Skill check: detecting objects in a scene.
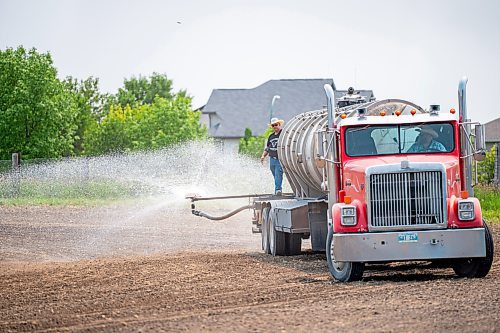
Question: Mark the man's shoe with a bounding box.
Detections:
[276,190,282,196]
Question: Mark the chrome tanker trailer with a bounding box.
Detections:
[188,78,493,282]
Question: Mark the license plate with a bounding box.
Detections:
[398,232,418,243]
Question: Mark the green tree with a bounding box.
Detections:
[64,76,108,155]
[115,73,175,107]
[0,46,78,159]
[84,95,206,155]
[239,127,273,158]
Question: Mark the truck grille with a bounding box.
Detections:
[368,171,446,229]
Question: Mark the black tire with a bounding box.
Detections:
[269,208,286,256]
[453,221,494,278]
[261,207,270,254]
[285,233,302,256]
[326,227,364,282]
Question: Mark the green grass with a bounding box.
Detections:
[0,179,143,206]
[0,196,132,206]
[475,185,500,223]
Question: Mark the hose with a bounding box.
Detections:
[192,204,255,221]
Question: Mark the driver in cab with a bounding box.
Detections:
[407,126,446,153]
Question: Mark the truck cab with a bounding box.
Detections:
[336,113,464,234]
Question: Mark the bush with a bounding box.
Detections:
[239,127,273,158]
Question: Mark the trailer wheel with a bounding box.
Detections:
[286,233,302,256]
[261,207,271,254]
[326,228,364,282]
[453,220,494,278]
[268,208,286,256]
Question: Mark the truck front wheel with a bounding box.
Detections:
[452,221,494,278]
[326,228,364,282]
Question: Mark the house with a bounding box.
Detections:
[201,79,374,153]
[484,117,500,151]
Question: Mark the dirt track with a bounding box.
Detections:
[1,205,499,332]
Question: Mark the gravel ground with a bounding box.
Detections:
[0,205,498,332]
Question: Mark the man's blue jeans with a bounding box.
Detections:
[269,157,283,194]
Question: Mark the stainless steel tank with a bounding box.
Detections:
[278,110,327,198]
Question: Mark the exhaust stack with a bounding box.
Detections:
[458,77,473,195]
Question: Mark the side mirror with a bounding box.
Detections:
[473,125,486,161]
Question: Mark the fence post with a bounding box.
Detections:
[12,153,20,169]
[11,153,21,197]
[495,144,499,187]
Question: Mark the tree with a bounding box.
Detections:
[64,76,108,155]
[239,127,273,158]
[476,146,496,184]
[84,95,206,155]
[0,46,78,159]
[115,73,175,107]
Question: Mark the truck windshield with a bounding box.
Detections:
[344,123,455,157]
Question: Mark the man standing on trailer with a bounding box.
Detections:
[261,117,284,195]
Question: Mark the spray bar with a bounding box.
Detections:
[185,193,276,202]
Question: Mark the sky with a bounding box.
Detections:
[1,0,499,124]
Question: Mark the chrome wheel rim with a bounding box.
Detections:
[330,236,345,271]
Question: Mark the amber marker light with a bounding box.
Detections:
[461,191,469,199]
[341,113,347,119]
[344,196,352,204]
[380,110,386,116]
[450,108,456,114]
[395,110,401,116]
[410,109,417,116]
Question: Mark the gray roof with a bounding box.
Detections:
[204,79,374,138]
[484,117,500,143]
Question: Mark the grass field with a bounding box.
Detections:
[0,180,141,206]
[475,185,500,223]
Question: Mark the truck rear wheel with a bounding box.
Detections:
[261,207,271,254]
[326,228,364,282]
[452,221,494,278]
[269,208,286,256]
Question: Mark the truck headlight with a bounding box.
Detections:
[341,206,357,226]
[458,200,475,221]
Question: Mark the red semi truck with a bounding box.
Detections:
[189,77,493,282]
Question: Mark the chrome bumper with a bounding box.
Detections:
[333,228,486,262]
